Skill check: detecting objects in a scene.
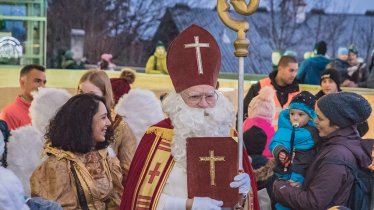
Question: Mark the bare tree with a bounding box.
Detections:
[268,0,305,52]
[355,17,374,63]
[47,0,168,68]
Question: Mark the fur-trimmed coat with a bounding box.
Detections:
[254,158,276,209]
[31,145,123,210]
[254,158,276,184]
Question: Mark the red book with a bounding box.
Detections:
[186,137,239,208]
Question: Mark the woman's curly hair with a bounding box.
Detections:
[45,94,114,153]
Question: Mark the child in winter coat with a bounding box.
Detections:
[243,86,276,159]
[269,91,318,210]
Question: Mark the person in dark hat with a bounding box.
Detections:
[274,92,372,209]
[269,91,318,210]
[315,68,341,100]
[244,128,267,169]
[244,126,276,208]
[145,41,168,74]
[315,69,369,137]
[296,40,330,85]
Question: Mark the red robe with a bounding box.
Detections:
[120,118,259,210]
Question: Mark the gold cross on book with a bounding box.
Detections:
[199,150,225,186]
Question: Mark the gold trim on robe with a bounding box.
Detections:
[131,126,175,209]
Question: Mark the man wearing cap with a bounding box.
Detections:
[243,55,300,127]
[315,68,341,99]
[273,92,372,209]
[120,25,259,210]
[296,41,330,85]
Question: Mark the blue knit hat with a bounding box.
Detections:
[337,47,348,56]
[288,91,317,120]
[317,92,372,128]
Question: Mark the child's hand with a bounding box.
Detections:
[278,151,289,164]
[279,150,291,168]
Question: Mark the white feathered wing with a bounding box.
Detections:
[115,89,165,146]
[7,88,71,196]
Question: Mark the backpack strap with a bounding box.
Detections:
[323,157,371,192]
[70,161,89,210]
[322,158,358,176]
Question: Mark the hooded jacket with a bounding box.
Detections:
[296,55,330,85]
[273,126,372,210]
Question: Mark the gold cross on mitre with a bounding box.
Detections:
[184,36,210,75]
[199,150,225,186]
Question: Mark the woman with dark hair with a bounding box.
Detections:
[273,92,372,209]
[78,70,136,184]
[30,94,123,210]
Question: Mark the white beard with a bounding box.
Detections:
[162,91,235,169]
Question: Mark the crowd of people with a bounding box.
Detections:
[0,24,373,210]
[296,41,374,88]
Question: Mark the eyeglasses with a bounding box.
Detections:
[182,90,218,105]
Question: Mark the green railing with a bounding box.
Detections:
[0,0,46,66]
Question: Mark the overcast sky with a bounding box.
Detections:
[299,0,374,14]
[337,0,374,13]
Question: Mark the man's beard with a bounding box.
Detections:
[162,91,235,168]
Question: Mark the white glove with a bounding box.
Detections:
[230,173,251,194]
[191,197,223,210]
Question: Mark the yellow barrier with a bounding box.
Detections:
[1,68,374,138]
